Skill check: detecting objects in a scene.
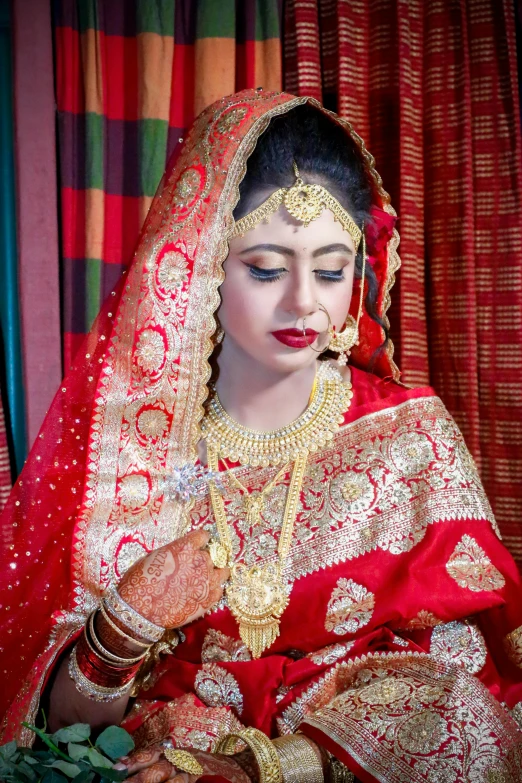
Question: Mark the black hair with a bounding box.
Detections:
[233,103,388,347]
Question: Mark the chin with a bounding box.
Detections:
[260,350,317,375]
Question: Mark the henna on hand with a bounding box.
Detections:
[118,529,229,630]
[120,744,251,783]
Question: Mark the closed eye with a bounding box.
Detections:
[316,269,345,282]
[246,264,287,282]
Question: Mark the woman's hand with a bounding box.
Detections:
[117,529,229,630]
[115,745,252,783]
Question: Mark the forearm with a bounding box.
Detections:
[47,651,130,732]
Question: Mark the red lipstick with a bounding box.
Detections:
[271,328,319,349]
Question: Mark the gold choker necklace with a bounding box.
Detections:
[202,362,353,467]
[203,362,353,658]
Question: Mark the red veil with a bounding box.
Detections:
[1,90,521,781]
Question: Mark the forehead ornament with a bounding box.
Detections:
[231,161,363,251]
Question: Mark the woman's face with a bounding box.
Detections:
[219,204,357,375]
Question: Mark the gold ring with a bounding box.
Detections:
[207,539,229,569]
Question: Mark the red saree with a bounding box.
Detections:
[1,89,521,782]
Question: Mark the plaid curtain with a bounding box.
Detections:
[54,0,282,371]
[285,0,522,566]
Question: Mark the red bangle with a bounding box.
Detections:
[75,635,141,687]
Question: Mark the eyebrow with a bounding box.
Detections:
[312,243,354,258]
[238,242,353,258]
[238,243,295,257]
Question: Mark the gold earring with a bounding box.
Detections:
[328,228,366,367]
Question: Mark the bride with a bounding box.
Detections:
[1,90,522,783]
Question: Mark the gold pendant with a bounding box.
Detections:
[226,562,290,658]
[244,492,265,525]
[208,540,229,569]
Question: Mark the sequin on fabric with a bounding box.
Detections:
[429,620,487,674]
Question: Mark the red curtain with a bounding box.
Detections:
[285,0,522,566]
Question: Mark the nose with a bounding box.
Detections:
[281,269,318,320]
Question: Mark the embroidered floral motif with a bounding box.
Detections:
[134,329,166,374]
[201,629,251,663]
[157,252,189,293]
[300,652,522,783]
[503,625,522,668]
[429,620,487,674]
[136,408,169,439]
[446,535,505,592]
[117,474,150,510]
[194,663,244,716]
[172,168,201,207]
[325,578,375,635]
[216,106,248,133]
[309,641,355,666]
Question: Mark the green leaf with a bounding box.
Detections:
[67,745,90,763]
[95,728,134,762]
[71,772,94,783]
[22,725,73,764]
[42,771,69,783]
[49,761,82,778]
[91,768,127,782]
[0,741,19,761]
[86,749,112,769]
[51,726,91,745]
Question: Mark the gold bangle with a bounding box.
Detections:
[103,586,164,643]
[99,603,152,648]
[215,727,282,783]
[68,646,134,703]
[87,612,148,665]
[272,736,324,783]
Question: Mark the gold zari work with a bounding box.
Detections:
[445,535,505,592]
[429,620,487,675]
[504,625,522,668]
[300,652,522,782]
[231,162,362,253]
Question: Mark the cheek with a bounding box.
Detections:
[219,270,271,337]
[321,276,355,329]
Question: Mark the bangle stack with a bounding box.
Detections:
[272,735,324,783]
[68,609,151,702]
[215,727,282,783]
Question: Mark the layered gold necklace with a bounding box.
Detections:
[202,362,353,658]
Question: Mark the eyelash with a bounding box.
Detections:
[246,265,345,284]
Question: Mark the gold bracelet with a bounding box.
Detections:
[99,603,152,648]
[272,736,324,783]
[87,612,148,665]
[103,586,164,643]
[68,646,134,703]
[215,727,282,783]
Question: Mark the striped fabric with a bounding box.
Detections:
[285,0,522,566]
[54,0,282,371]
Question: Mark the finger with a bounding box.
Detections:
[206,566,229,607]
[117,747,163,774]
[183,528,211,550]
[128,759,175,783]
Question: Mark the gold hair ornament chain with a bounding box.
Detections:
[231,162,362,253]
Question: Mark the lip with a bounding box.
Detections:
[271,328,319,349]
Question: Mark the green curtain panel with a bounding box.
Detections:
[0,0,26,477]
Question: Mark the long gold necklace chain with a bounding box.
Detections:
[203,363,353,658]
[207,446,308,658]
[225,461,289,526]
